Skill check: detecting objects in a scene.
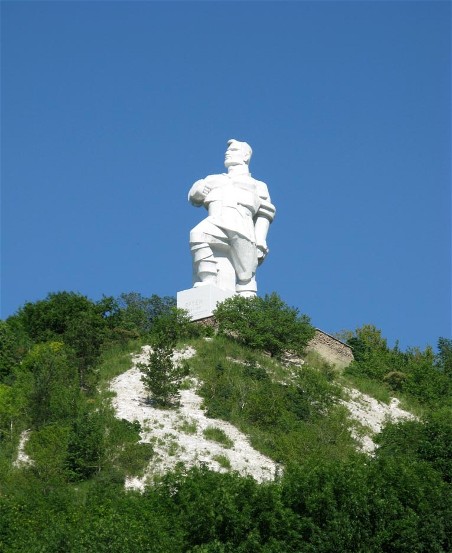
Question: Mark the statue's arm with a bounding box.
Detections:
[188,175,223,207]
[188,179,209,207]
[254,182,276,263]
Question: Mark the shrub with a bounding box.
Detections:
[139,343,185,408]
[213,293,315,358]
[139,308,191,407]
[203,427,234,448]
[213,454,231,469]
[15,342,80,428]
[114,292,176,335]
[383,370,407,391]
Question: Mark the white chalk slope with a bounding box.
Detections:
[109,345,415,490]
[110,346,278,491]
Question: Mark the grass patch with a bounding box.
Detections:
[203,427,234,448]
[178,419,198,435]
[304,350,338,381]
[179,377,196,390]
[187,335,357,466]
[213,454,231,469]
[167,440,179,457]
[340,374,392,404]
[97,339,144,383]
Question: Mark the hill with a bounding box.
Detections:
[0,291,450,552]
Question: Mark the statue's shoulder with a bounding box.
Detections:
[251,177,270,198]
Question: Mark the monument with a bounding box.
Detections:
[177,139,276,320]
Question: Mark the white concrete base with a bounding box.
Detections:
[177,285,236,321]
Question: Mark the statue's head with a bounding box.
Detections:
[224,139,252,168]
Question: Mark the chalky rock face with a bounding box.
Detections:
[178,139,275,320]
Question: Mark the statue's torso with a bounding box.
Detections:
[204,173,261,217]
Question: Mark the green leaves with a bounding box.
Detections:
[214,293,315,359]
[15,342,80,429]
[376,407,452,483]
[138,308,192,407]
[139,343,184,408]
[346,325,451,407]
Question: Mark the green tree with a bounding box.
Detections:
[9,291,110,387]
[140,343,181,407]
[11,291,99,341]
[14,342,80,428]
[437,337,452,378]
[115,292,176,335]
[376,407,452,483]
[0,321,20,383]
[26,423,71,490]
[213,293,315,358]
[346,324,389,362]
[346,326,450,406]
[64,309,106,389]
[65,407,106,481]
[138,308,191,407]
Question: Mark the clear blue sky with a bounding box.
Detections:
[1,1,450,350]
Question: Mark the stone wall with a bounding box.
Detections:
[306,329,354,368]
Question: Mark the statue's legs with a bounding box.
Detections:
[236,276,257,297]
[190,242,217,287]
[190,224,259,296]
[228,232,258,297]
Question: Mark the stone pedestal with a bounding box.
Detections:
[177,285,235,321]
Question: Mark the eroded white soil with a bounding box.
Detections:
[110,346,278,490]
[341,387,417,453]
[109,346,418,489]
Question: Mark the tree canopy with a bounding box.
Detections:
[213,293,315,358]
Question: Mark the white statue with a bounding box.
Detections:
[188,139,276,297]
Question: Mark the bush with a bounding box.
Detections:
[9,292,111,388]
[345,325,451,407]
[376,407,452,483]
[138,308,192,407]
[114,292,176,336]
[0,320,30,384]
[203,427,234,448]
[213,293,315,358]
[383,370,407,391]
[15,342,80,428]
[139,342,185,408]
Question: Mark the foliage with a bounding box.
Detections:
[65,407,106,481]
[345,325,451,407]
[10,291,105,343]
[26,424,71,489]
[203,427,234,448]
[282,456,451,553]
[138,308,192,407]
[214,292,315,358]
[189,336,351,466]
[63,310,107,388]
[0,320,30,383]
[376,407,452,483]
[114,292,176,335]
[139,342,183,407]
[14,342,80,429]
[0,384,19,442]
[8,291,112,388]
[2,289,451,553]
[437,337,452,378]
